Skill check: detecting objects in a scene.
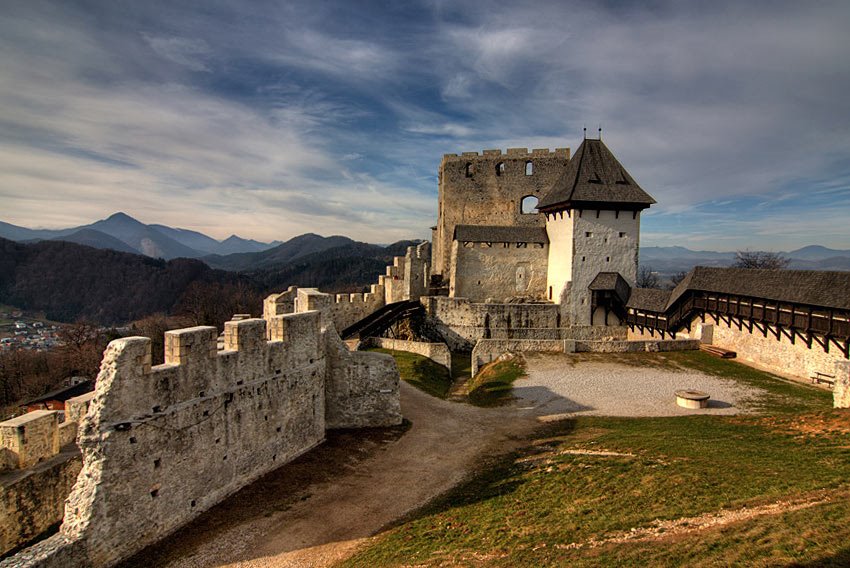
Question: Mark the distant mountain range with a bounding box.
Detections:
[0,229,420,325]
[640,245,850,274]
[0,213,282,259]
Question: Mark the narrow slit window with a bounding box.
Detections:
[496,162,505,176]
[525,161,533,175]
[465,163,473,178]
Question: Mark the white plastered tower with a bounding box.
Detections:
[538,138,655,325]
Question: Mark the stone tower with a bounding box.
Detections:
[537,138,655,325]
[431,147,570,282]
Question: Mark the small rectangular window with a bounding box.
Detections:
[619,232,626,238]
[585,231,592,238]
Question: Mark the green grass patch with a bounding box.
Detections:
[367,348,452,399]
[450,351,472,381]
[343,353,850,567]
[466,357,526,407]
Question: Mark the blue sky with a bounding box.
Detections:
[2,0,850,250]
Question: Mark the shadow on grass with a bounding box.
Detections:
[379,418,578,532]
[795,546,850,567]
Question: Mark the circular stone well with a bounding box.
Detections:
[675,389,710,409]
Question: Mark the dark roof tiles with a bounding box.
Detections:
[453,225,549,244]
[538,139,656,211]
[626,288,671,312]
[665,266,850,311]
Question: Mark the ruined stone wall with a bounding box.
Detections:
[264,242,431,334]
[424,296,626,351]
[49,315,327,567]
[324,330,401,429]
[0,448,81,557]
[2,306,402,568]
[423,296,562,350]
[449,240,548,302]
[433,148,569,278]
[362,337,452,372]
[470,337,697,375]
[0,394,93,557]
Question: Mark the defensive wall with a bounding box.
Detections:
[2,306,401,568]
[0,394,93,557]
[361,337,452,372]
[263,242,431,333]
[629,320,850,408]
[432,148,569,279]
[423,296,626,351]
[471,337,699,376]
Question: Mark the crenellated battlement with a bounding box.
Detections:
[0,394,94,474]
[443,147,570,160]
[6,297,402,567]
[261,241,431,333]
[90,312,323,425]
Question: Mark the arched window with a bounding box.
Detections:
[496,162,505,176]
[465,163,473,178]
[521,195,539,214]
[525,161,533,175]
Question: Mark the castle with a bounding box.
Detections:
[2,136,849,568]
[431,138,654,325]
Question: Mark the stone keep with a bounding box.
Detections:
[430,138,655,326]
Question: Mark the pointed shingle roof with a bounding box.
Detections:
[537,138,656,211]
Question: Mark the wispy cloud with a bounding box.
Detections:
[1,0,849,249]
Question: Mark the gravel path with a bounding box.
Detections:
[124,352,767,568]
[127,381,537,568]
[515,353,767,418]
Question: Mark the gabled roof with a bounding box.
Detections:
[538,138,656,211]
[453,225,548,244]
[626,288,671,312]
[665,266,850,311]
[589,272,631,305]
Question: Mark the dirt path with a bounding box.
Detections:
[136,382,537,568]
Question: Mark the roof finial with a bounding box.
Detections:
[598,125,602,140]
[583,126,587,140]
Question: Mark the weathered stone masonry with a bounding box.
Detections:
[0,395,93,557]
[2,308,400,568]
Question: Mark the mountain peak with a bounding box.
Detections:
[106,212,136,221]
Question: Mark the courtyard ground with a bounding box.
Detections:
[121,351,849,567]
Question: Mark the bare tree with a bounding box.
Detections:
[637,266,661,289]
[668,270,689,289]
[733,250,790,270]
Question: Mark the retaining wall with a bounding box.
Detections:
[362,338,452,372]
[471,337,699,375]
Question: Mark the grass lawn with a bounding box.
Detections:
[342,352,850,567]
[367,347,453,399]
[466,357,527,407]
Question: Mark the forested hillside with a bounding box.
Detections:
[0,238,257,324]
[0,236,420,326]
